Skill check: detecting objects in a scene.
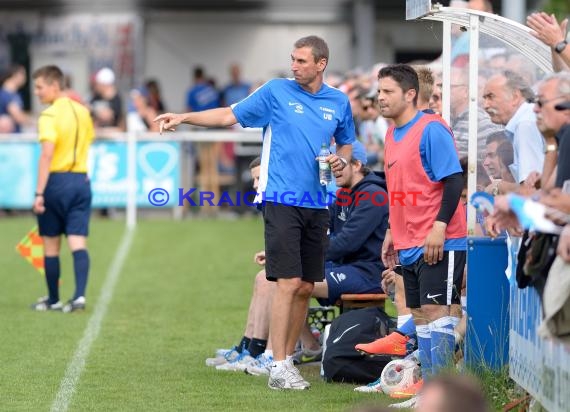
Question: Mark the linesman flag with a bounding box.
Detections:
[15,226,45,276]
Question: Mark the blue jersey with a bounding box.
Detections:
[186,84,220,111]
[0,89,24,132]
[232,78,355,208]
[223,83,251,106]
[392,112,466,265]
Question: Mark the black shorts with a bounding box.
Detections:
[38,173,92,237]
[263,202,329,282]
[402,250,466,308]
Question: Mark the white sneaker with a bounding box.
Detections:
[31,297,63,311]
[245,353,273,376]
[389,396,419,409]
[286,360,310,387]
[268,362,310,390]
[215,348,232,357]
[354,377,383,393]
[216,354,255,372]
[62,296,86,313]
[205,347,240,367]
[292,346,323,364]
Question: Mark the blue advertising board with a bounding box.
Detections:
[0,141,180,208]
[0,143,39,208]
[465,236,510,370]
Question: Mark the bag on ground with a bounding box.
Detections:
[322,307,393,384]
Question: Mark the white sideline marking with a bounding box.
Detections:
[51,229,134,412]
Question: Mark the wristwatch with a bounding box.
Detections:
[554,40,568,54]
[544,143,558,154]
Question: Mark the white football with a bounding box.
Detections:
[379,359,421,394]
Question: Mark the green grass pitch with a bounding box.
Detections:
[0,216,394,411]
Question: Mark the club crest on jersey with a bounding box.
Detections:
[288,102,304,114]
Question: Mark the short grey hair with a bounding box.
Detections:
[502,70,534,100]
[294,35,329,65]
[539,72,570,99]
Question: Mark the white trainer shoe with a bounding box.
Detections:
[268,361,310,390]
[389,396,419,409]
[215,348,232,357]
[31,296,63,311]
[205,347,240,367]
[216,354,255,372]
[354,377,383,393]
[245,353,274,376]
[62,296,86,313]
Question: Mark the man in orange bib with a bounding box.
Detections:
[377,64,467,399]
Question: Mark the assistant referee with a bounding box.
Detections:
[31,65,95,313]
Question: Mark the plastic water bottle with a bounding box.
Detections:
[318,143,332,186]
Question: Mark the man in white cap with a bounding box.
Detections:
[90,67,124,131]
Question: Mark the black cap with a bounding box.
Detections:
[555,100,570,111]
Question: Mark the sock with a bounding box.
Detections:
[398,315,416,337]
[416,324,432,380]
[450,316,460,328]
[272,360,287,371]
[72,250,90,300]
[237,336,251,354]
[396,316,417,351]
[264,349,273,358]
[429,316,456,375]
[454,331,463,345]
[44,256,60,304]
[397,314,413,329]
[248,338,267,358]
[450,316,461,346]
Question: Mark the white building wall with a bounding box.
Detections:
[0,10,443,114]
[143,13,352,112]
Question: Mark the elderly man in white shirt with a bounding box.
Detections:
[483,70,545,195]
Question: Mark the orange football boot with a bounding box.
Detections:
[355,332,409,356]
[390,379,424,399]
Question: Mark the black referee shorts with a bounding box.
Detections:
[263,202,329,282]
[38,172,92,237]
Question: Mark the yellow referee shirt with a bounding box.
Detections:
[38,97,95,173]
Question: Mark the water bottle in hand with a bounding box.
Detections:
[318,143,332,186]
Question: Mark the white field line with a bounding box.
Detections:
[51,228,134,412]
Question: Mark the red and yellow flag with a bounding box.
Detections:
[15,226,45,276]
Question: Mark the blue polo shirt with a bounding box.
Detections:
[232,78,355,208]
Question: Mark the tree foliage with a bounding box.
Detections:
[543,0,570,19]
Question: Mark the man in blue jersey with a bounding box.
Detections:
[155,35,354,390]
[377,64,467,404]
[186,66,220,112]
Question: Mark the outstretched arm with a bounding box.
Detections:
[154,107,238,132]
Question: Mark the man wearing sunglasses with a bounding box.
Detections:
[534,73,570,191]
[486,73,570,238]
